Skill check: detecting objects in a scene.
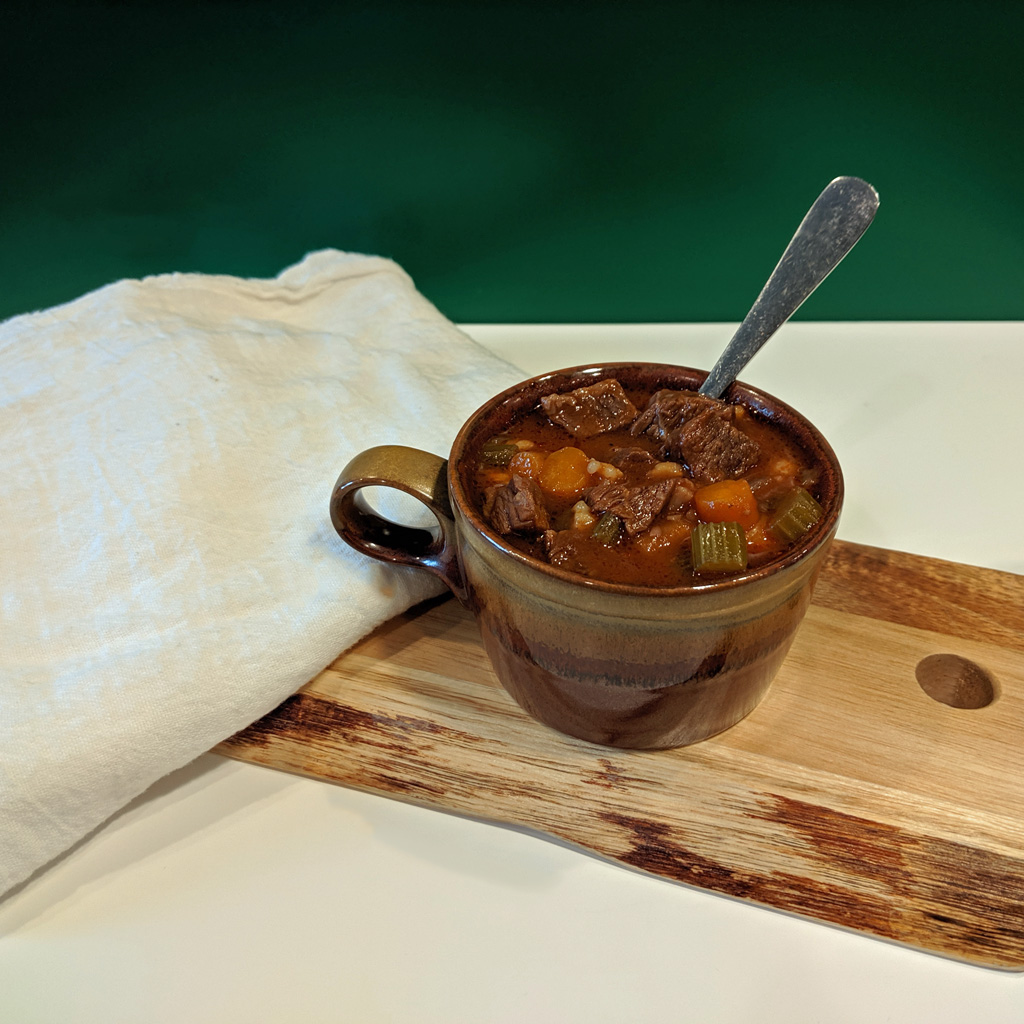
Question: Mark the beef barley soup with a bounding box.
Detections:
[469,378,825,587]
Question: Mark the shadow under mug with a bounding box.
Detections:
[330,363,842,749]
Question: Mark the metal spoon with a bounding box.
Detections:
[698,176,880,399]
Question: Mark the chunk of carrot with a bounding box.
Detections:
[744,514,778,554]
[538,447,592,499]
[693,478,760,530]
[508,449,546,480]
[633,517,692,556]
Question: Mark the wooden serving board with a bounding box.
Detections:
[215,541,1024,969]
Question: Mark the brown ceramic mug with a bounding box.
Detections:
[330,363,842,749]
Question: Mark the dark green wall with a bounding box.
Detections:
[3,1,1022,323]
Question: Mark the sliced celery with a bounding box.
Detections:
[480,438,518,467]
[591,512,622,545]
[691,521,748,575]
[769,487,823,542]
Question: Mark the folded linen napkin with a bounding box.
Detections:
[0,250,524,897]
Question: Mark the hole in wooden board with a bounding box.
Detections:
[915,654,997,709]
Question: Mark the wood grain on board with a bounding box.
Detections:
[215,540,1024,969]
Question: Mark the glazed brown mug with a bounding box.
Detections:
[330,363,842,749]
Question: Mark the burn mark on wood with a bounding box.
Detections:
[600,810,885,925]
[227,694,374,748]
[222,691,477,757]
[220,694,452,799]
[600,812,763,900]
[364,772,448,798]
[816,542,1024,654]
[602,797,1024,965]
[755,795,908,883]
[583,758,648,792]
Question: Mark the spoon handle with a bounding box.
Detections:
[698,176,880,399]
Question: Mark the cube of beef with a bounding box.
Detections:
[540,379,638,438]
[484,473,550,535]
[585,478,676,535]
[631,388,761,483]
[630,389,725,451]
[608,446,657,470]
[543,529,590,574]
[678,409,760,483]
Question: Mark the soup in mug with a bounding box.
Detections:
[468,378,824,588]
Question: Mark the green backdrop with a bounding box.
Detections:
[3,0,1022,324]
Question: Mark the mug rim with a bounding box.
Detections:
[449,361,843,597]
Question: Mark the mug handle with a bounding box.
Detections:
[329,445,466,603]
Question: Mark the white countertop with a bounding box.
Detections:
[2,322,1023,1023]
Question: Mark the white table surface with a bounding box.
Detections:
[2,322,1023,1023]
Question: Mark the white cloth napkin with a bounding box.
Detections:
[0,250,524,897]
